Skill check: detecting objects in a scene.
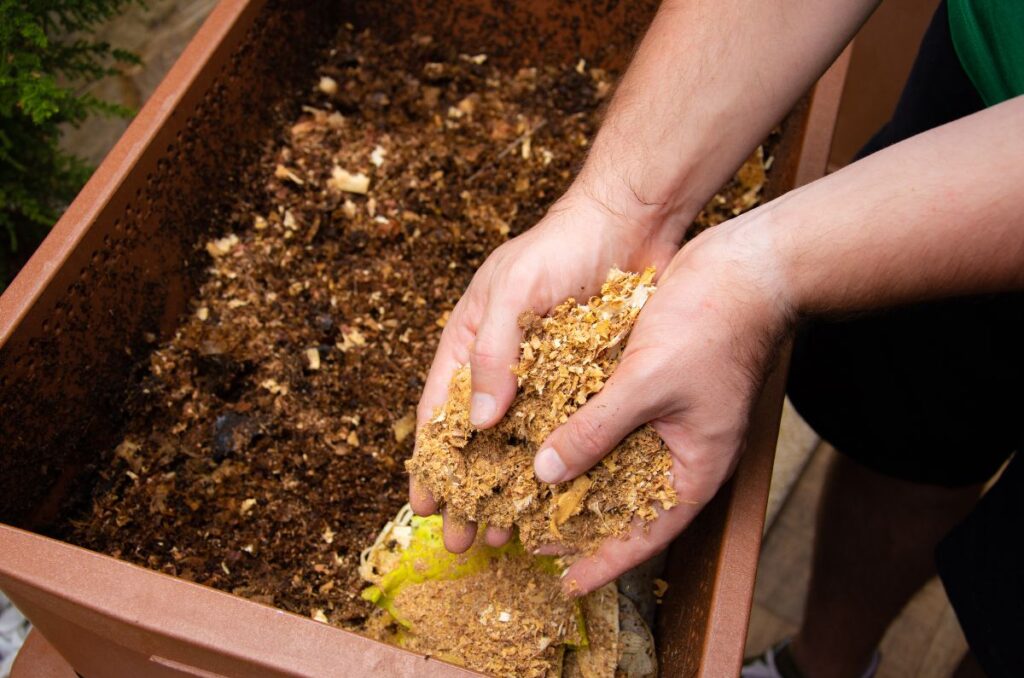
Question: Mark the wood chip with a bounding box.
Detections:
[305,347,321,370]
[392,412,416,443]
[318,76,338,95]
[240,498,257,515]
[206,234,239,257]
[328,166,370,194]
[274,164,305,185]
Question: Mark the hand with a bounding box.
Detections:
[536,211,795,594]
[410,181,681,552]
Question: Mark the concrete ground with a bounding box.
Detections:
[60,0,219,166]
[750,442,969,677]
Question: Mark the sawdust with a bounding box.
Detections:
[408,268,677,553]
[388,556,574,677]
[359,505,653,678]
[359,508,579,677]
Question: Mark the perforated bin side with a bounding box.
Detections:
[0,0,344,530]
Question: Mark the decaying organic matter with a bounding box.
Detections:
[55,23,768,637]
[360,507,579,677]
[359,505,656,678]
[57,26,616,627]
[409,268,677,554]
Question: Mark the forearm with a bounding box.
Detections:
[753,97,1024,316]
[575,0,877,241]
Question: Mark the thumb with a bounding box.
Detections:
[533,355,661,484]
[468,292,525,428]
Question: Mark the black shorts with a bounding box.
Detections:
[936,452,1022,678]
[786,4,1024,675]
[786,1,1024,488]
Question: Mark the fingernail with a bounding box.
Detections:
[535,447,567,484]
[470,392,496,426]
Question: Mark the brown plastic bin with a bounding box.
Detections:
[0,1,848,675]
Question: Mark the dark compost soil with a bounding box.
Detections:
[54,26,769,628]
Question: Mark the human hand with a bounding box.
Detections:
[533,211,795,594]
[409,181,681,551]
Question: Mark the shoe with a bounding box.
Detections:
[742,638,880,678]
[0,593,30,678]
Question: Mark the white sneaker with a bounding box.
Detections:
[0,592,30,678]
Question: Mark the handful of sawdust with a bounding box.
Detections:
[408,268,677,554]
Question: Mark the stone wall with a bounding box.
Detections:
[61,0,218,166]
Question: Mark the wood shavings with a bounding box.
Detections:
[389,558,572,677]
[329,166,371,194]
[304,347,321,370]
[369,145,386,167]
[336,327,366,351]
[359,509,581,678]
[409,268,678,554]
[259,379,288,395]
[318,76,338,95]
[392,412,416,443]
[652,578,668,600]
[274,164,305,185]
[690,143,771,236]
[362,507,656,678]
[551,475,593,538]
[341,199,357,218]
[206,234,239,258]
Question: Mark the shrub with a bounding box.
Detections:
[0,0,141,289]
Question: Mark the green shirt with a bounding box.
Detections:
[948,0,1024,106]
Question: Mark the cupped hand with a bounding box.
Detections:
[409,182,680,551]
[534,211,796,594]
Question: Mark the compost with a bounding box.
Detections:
[56,25,769,634]
[410,268,677,555]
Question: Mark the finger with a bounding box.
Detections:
[409,476,437,516]
[561,499,704,596]
[483,525,513,548]
[442,508,477,553]
[561,417,742,595]
[468,286,527,429]
[533,354,660,484]
[417,296,479,425]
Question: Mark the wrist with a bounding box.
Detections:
[681,205,800,337]
[567,147,700,245]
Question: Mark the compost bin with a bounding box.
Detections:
[0,0,849,675]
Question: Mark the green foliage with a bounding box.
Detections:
[0,0,142,287]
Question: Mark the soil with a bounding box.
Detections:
[56,25,770,630]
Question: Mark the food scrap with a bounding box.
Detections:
[360,505,656,678]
